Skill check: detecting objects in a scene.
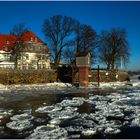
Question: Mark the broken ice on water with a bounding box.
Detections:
[0,109,13,119]
[27,125,68,139]
[0,81,140,139]
[6,112,34,131]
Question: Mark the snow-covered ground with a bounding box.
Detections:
[0,80,140,93]
[1,82,73,92]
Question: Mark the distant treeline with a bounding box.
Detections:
[128,70,140,76]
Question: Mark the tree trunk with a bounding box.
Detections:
[54,54,59,68]
[107,64,110,70]
[15,55,18,69]
[111,62,115,70]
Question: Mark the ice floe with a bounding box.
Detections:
[10,112,33,121]
[27,125,68,139]
[35,105,62,114]
[6,112,34,131]
[81,129,97,136]
[104,127,121,135]
[59,98,84,107]
[6,120,33,131]
[0,109,13,118]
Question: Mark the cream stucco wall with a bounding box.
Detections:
[0,51,11,62]
[17,52,51,69]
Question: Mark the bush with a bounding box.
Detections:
[0,69,57,85]
[89,70,129,82]
[117,71,130,82]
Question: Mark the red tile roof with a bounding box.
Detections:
[21,31,44,44]
[0,34,17,51]
[0,31,46,51]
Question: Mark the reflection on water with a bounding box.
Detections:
[78,102,92,113]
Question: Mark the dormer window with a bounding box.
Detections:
[35,37,38,43]
[6,40,10,44]
[31,46,34,50]
[26,54,29,60]
[30,37,33,42]
[38,46,41,50]
[3,46,8,51]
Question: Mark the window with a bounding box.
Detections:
[26,54,29,60]
[6,40,10,44]
[38,46,41,50]
[28,64,32,69]
[4,53,10,61]
[37,55,41,60]
[38,64,41,69]
[3,46,8,51]
[42,64,46,69]
[31,46,34,50]
[42,55,46,60]
[22,64,27,70]
[30,37,33,42]
[35,37,38,42]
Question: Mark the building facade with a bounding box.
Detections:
[0,32,51,69]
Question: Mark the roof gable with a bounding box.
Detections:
[0,34,17,51]
[21,31,44,44]
[0,31,48,52]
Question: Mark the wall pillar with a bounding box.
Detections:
[78,66,89,87]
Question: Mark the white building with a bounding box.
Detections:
[0,32,51,69]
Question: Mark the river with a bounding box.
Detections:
[0,82,140,139]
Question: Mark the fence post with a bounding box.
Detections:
[97,65,100,87]
[72,63,74,84]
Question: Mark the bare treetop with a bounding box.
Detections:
[10,23,30,37]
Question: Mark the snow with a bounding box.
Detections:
[10,113,33,121]
[35,105,62,114]
[0,109,13,120]
[6,120,33,131]
[27,125,68,139]
[0,82,74,93]
[81,129,97,136]
[104,127,121,135]
[7,82,73,91]
[6,112,34,131]
[0,80,139,93]
[59,97,84,107]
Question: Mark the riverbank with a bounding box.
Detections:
[0,80,140,94]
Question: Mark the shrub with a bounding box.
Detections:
[0,69,57,85]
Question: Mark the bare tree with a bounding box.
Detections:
[99,28,130,69]
[10,23,30,37]
[62,46,76,63]
[74,23,98,64]
[10,23,30,69]
[62,22,98,64]
[42,15,76,67]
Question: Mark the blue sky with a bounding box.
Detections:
[0,1,140,70]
